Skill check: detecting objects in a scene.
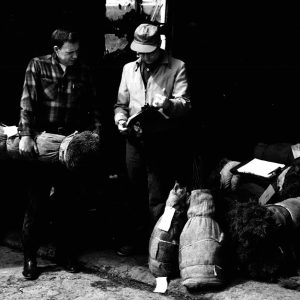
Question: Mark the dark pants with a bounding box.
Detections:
[123,129,192,245]
[0,159,27,240]
[22,161,81,260]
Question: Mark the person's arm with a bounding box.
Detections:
[18,59,39,157]
[152,61,191,118]
[114,65,130,125]
[114,65,130,134]
[18,59,38,137]
[162,61,191,118]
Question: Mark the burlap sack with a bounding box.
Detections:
[179,189,225,289]
[273,197,300,229]
[6,132,65,163]
[148,182,187,278]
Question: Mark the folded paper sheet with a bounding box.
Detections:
[236,158,285,178]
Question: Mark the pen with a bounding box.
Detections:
[268,167,282,176]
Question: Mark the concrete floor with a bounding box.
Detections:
[1,229,300,300]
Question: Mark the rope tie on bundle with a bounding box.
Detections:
[58,131,78,164]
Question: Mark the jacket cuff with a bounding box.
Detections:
[18,127,33,137]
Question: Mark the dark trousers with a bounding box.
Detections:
[22,161,81,260]
[123,131,192,244]
[0,159,27,240]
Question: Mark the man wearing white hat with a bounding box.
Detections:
[114,23,192,256]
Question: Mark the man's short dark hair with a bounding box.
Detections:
[51,28,80,49]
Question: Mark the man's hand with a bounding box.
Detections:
[152,88,170,110]
[19,136,39,158]
[117,120,128,135]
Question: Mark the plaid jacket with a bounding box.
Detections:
[19,53,101,136]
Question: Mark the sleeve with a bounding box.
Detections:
[163,61,192,118]
[114,65,130,125]
[18,59,39,136]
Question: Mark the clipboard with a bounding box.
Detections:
[126,105,167,128]
[230,158,286,181]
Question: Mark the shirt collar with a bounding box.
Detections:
[134,50,169,71]
[51,52,60,65]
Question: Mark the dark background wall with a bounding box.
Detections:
[170,3,300,158]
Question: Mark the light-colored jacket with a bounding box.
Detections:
[114,51,191,124]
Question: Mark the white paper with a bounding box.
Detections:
[157,206,175,232]
[237,158,285,178]
[49,186,55,197]
[291,143,300,159]
[258,184,276,205]
[277,167,291,192]
[158,108,170,119]
[2,126,18,137]
[154,277,168,293]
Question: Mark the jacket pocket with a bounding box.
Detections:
[41,78,58,100]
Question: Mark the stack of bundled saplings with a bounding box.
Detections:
[210,156,300,288]
[149,182,227,291]
[149,144,300,290]
[0,125,101,171]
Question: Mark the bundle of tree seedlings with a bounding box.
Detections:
[0,125,101,171]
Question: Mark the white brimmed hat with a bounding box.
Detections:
[130,23,161,53]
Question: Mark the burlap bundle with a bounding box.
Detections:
[2,130,100,170]
[64,131,101,171]
[278,158,300,201]
[208,158,241,192]
[219,160,241,191]
[179,189,225,289]
[6,132,66,163]
[272,197,300,230]
[148,182,187,278]
[226,196,300,282]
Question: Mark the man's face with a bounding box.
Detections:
[55,41,80,66]
[137,47,160,65]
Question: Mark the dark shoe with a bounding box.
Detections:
[116,244,135,257]
[22,258,39,280]
[63,258,80,273]
[55,256,80,273]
